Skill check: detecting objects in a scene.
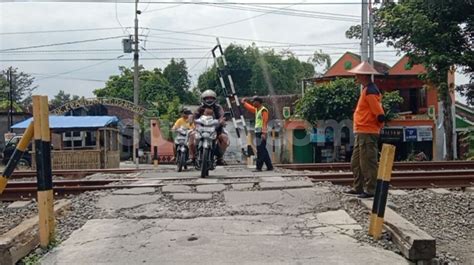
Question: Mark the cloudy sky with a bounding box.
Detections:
[0,0,470,102]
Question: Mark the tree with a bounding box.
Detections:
[382,90,404,121]
[0,67,37,107]
[296,78,404,124]
[309,49,332,75]
[94,65,188,127]
[296,78,360,124]
[345,1,474,159]
[196,44,315,97]
[49,90,80,109]
[94,66,174,107]
[163,58,197,104]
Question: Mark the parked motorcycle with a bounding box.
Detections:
[194,115,220,177]
[175,127,190,172]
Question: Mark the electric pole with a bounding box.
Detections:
[361,0,369,62]
[369,0,374,66]
[133,0,140,167]
[7,67,14,133]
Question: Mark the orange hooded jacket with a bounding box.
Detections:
[353,83,385,134]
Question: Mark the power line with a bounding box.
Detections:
[116,0,132,35]
[1,52,401,62]
[163,2,305,34]
[0,36,126,52]
[202,4,359,22]
[32,74,107,83]
[142,3,183,13]
[117,1,362,5]
[0,27,128,36]
[36,55,125,81]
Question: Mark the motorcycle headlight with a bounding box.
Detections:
[201,132,210,138]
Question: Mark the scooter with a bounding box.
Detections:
[194,115,220,177]
[175,127,189,172]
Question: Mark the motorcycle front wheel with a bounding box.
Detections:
[177,152,186,172]
[200,148,209,178]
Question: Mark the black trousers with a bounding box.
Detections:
[256,132,273,170]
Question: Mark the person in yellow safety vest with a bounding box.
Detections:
[241,96,273,172]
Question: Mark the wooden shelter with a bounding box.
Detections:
[12,116,120,169]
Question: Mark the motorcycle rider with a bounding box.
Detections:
[188,89,229,166]
[171,108,194,161]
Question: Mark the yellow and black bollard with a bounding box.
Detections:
[368,143,396,240]
[33,95,55,248]
[0,122,34,193]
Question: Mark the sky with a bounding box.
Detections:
[0,0,470,103]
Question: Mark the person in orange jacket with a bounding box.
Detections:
[241,96,273,172]
[344,61,385,198]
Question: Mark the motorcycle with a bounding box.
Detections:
[175,127,190,172]
[194,115,220,177]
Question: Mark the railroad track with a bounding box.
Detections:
[1,169,473,201]
[9,168,140,179]
[276,161,474,171]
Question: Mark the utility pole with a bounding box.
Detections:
[368,0,375,66]
[133,0,140,167]
[7,67,13,133]
[361,0,369,62]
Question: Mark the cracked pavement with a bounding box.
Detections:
[41,165,409,265]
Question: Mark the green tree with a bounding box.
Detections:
[309,49,332,75]
[345,0,474,159]
[197,44,315,97]
[296,78,360,124]
[94,66,173,106]
[0,67,37,107]
[163,58,198,104]
[382,90,404,121]
[49,90,80,109]
[296,78,404,124]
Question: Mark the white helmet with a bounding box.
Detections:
[201,89,217,106]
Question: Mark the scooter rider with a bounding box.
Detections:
[188,89,230,166]
[171,108,194,161]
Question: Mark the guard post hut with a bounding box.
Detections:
[12,116,120,169]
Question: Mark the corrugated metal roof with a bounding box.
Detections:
[12,116,119,130]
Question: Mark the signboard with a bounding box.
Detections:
[428,105,435,119]
[282,107,291,119]
[417,127,433,141]
[404,128,418,142]
[381,128,403,142]
[51,97,146,115]
[310,128,325,143]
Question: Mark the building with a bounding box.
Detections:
[301,51,456,162]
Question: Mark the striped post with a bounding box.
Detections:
[33,95,55,248]
[369,143,396,240]
[0,122,34,193]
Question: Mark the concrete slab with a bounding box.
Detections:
[316,210,358,225]
[224,187,339,215]
[231,183,254,191]
[389,189,408,196]
[196,184,226,193]
[428,188,451,194]
[162,185,192,193]
[130,180,163,186]
[259,176,285,182]
[112,187,155,195]
[7,200,31,209]
[41,217,408,265]
[259,180,313,190]
[172,193,213,201]
[97,195,160,212]
[195,178,218,184]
